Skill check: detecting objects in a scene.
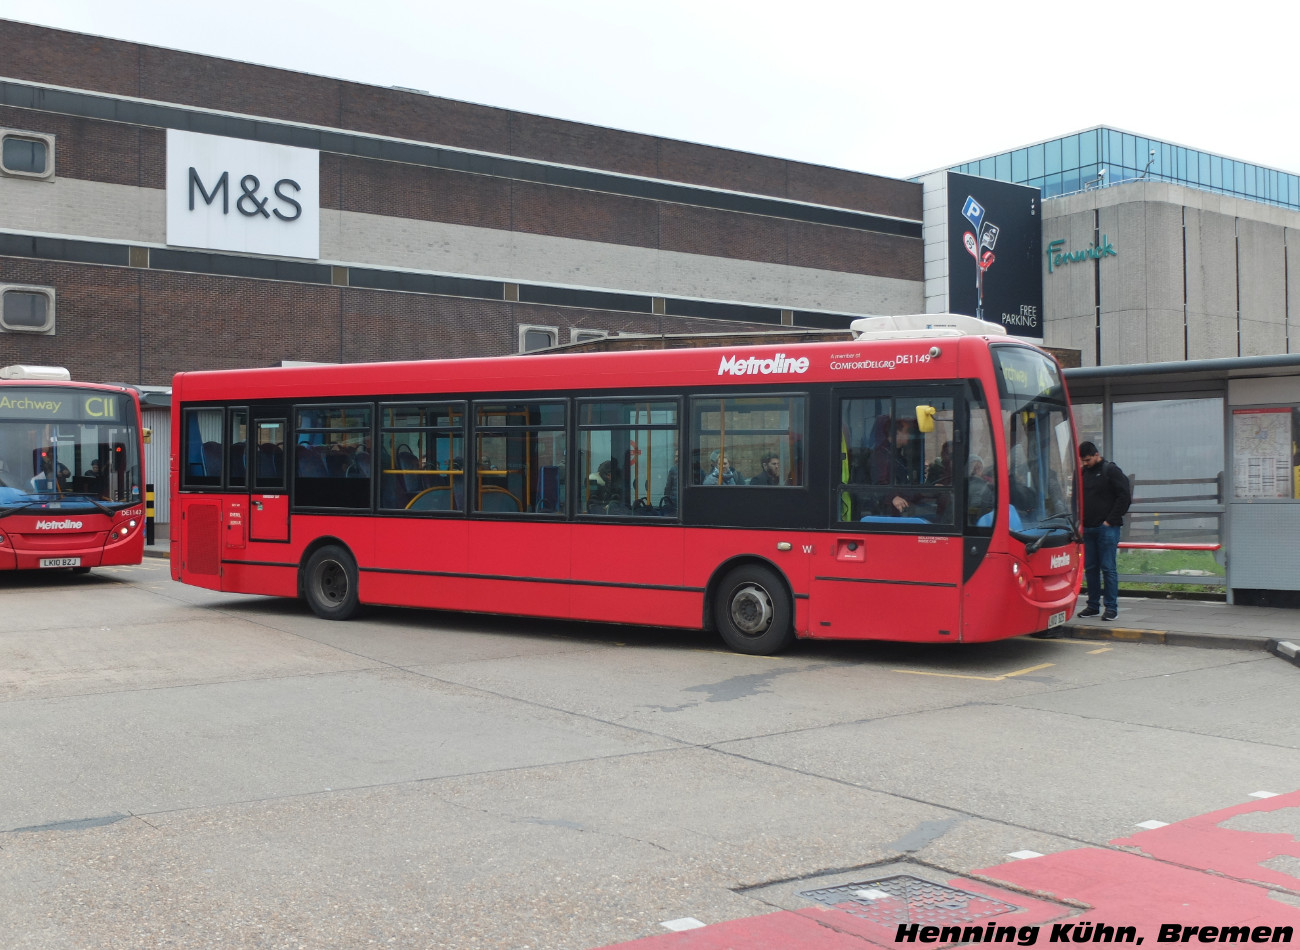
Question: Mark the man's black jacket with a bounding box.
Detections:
[1081,458,1131,528]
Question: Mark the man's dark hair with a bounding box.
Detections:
[1078,441,1099,458]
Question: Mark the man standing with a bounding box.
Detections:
[1078,441,1131,621]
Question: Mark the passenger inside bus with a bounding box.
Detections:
[842,406,955,526]
[30,458,71,492]
[704,450,741,485]
[82,458,108,496]
[749,452,783,486]
[870,416,920,514]
[966,455,996,519]
[661,447,679,508]
[0,459,21,503]
[587,458,624,512]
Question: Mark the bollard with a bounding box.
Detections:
[145,483,155,545]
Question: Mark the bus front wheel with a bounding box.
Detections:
[302,544,361,621]
[714,565,794,656]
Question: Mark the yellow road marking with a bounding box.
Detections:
[892,662,1054,681]
[1087,647,1113,654]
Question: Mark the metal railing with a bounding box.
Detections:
[1116,475,1225,588]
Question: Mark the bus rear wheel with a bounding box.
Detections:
[714,564,794,655]
[303,544,361,621]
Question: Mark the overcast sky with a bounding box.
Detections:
[2,0,1295,181]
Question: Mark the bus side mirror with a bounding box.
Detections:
[915,405,936,434]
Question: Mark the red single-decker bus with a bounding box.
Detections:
[169,315,1082,653]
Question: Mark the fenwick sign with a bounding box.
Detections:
[1046,237,1117,274]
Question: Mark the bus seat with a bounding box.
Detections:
[229,443,246,480]
[202,441,222,476]
[296,445,328,478]
[257,443,284,478]
[536,465,560,512]
[324,449,349,477]
[396,447,423,491]
[478,487,521,512]
[347,451,371,477]
[407,486,453,510]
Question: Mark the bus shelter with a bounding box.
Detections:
[1065,354,1300,607]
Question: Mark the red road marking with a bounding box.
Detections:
[594,790,1300,949]
[1109,788,1300,890]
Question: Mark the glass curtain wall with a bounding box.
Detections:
[946,127,1299,210]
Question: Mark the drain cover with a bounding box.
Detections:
[798,874,1020,926]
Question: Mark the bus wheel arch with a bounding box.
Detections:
[299,538,362,621]
[706,557,796,656]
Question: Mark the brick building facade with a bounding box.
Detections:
[0,20,925,385]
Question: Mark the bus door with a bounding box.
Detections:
[248,413,290,543]
[811,388,965,642]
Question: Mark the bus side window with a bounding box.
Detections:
[838,396,955,527]
[182,407,223,488]
[579,399,679,517]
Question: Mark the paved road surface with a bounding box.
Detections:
[2,560,1297,949]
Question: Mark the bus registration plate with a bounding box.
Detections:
[1047,610,1066,628]
[40,557,81,568]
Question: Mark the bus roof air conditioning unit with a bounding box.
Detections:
[0,364,72,380]
[850,314,1007,341]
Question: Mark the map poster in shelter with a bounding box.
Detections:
[1231,408,1295,499]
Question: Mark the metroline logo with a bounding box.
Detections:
[717,353,810,376]
[1050,552,1071,569]
[36,519,84,530]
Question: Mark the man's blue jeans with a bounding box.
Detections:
[1083,524,1121,612]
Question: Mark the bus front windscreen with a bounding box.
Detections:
[0,388,142,511]
[992,347,1077,542]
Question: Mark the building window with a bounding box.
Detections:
[519,325,558,352]
[0,131,55,180]
[570,329,608,344]
[0,286,56,334]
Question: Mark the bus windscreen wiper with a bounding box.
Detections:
[0,500,38,520]
[1024,513,1078,554]
[58,492,114,516]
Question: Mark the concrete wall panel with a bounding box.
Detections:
[1098,202,1146,313]
[1187,312,1237,360]
[0,177,165,244]
[1237,219,1286,331]
[1185,209,1238,357]
[1239,318,1287,357]
[1043,210,1097,322]
[1044,313,1097,365]
[1100,308,1150,365]
[1290,228,1300,353]
[1144,308,1186,363]
[1143,201,1184,315]
[322,211,922,315]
